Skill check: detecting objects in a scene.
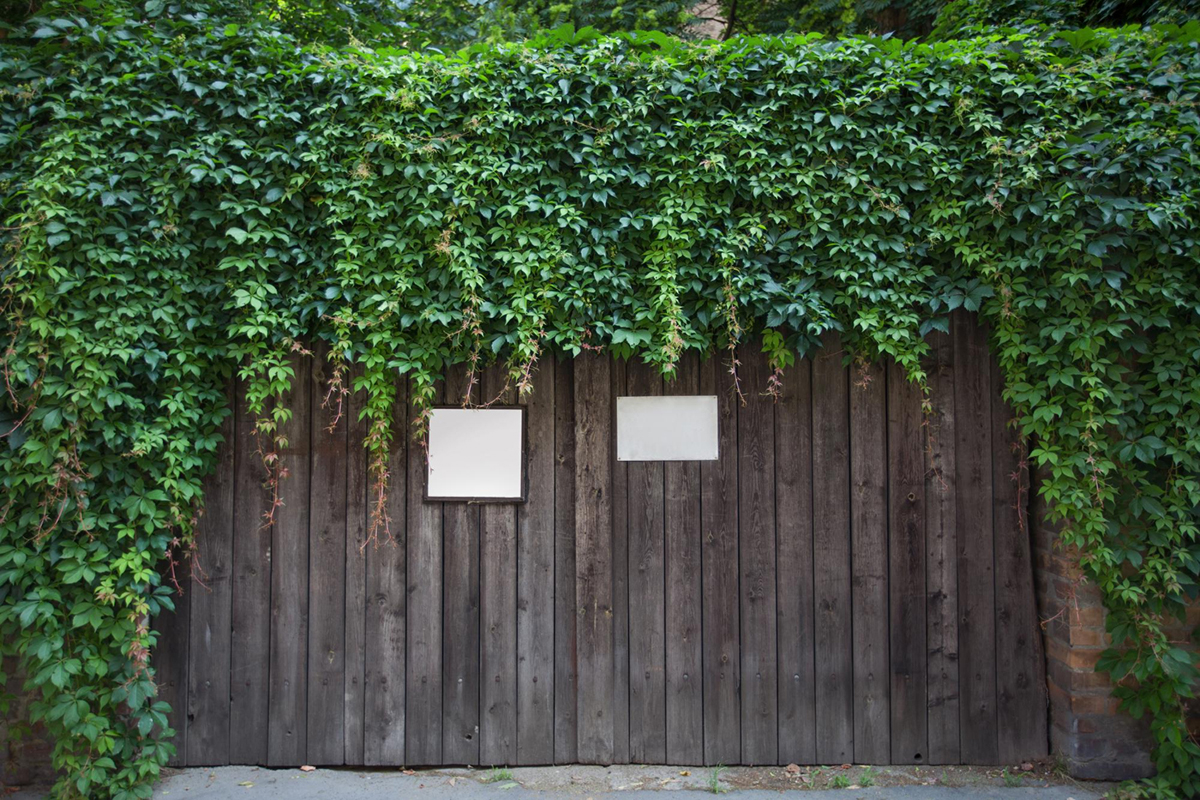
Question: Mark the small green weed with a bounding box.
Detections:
[830,773,851,789]
[484,766,514,783]
[708,764,728,794]
[1002,768,1022,788]
[859,766,876,787]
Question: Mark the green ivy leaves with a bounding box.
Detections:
[1,4,1199,798]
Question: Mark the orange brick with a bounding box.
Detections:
[1068,627,1112,647]
[1072,606,1107,627]
[1044,636,1072,665]
[1071,694,1120,715]
[1063,647,1106,671]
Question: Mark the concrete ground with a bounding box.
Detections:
[123,763,1109,800]
[8,763,1111,799]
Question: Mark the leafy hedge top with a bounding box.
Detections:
[1,4,1199,797]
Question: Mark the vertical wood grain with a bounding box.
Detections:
[701,354,740,766]
[481,366,518,765]
[888,360,928,765]
[267,353,311,765]
[307,344,348,764]
[738,346,778,765]
[925,332,960,765]
[992,357,1048,762]
[442,363,481,765]
[851,360,889,764]
[813,336,853,764]
[344,362,368,765]
[627,358,666,764]
[363,378,407,765]
[185,380,235,765]
[954,312,999,764]
[611,358,630,765]
[229,376,272,765]
[776,357,816,765]
[155,561,190,766]
[518,360,556,764]
[575,353,614,764]
[554,358,578,764]
[664,352,704,766]
[406,375,444,766]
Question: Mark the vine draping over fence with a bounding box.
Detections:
[0,4,1198,797]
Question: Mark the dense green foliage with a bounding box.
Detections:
[928,0,1198,38]
[1,2,1199,797]
[3,0,1190,49]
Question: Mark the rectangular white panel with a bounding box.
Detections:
[616,395,719,461]
[426,406,526,501]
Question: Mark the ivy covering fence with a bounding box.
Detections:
[0,2,1198,797]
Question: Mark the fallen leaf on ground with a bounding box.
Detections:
[401,769,416,776]
[1021,762,1034,771]
[785,763,801,775]
[300,765,316,772]
[679,770,690,776]
[238,782,254,787]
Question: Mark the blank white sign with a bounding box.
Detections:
[616,395,719,461]
[427,407,525,501]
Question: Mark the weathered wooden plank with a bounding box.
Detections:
[701,353,740,766]
[481,366,518,765]
[776,357,816,766]
[518,360,556,764]
[307,343,348,765]
[664,352,703,766]
[186,380,236,766]
[553,357,578,764]
[992,357,1048,762]
[406,374,444,766]
[850,360,889,764]
[813,336,853,765]
[626,358,666,764]
[363,378,407,765]
[268,353,312,765]
[887,360,928,765]
[953,312,998,764]
[155,560,189,766]
[575,353,615,764]
[738,346,778,766]
[229,376,272,765]
[925,331,960,765]
[610,358,630,765]
[344,361,368,765]
[442,363,480,765]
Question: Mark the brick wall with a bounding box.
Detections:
[1,658,55,790]
[1031,471,1166,781]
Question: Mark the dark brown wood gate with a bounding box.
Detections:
[153,312,1047,768]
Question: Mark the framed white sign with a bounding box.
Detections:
[425,406,527,502]
[616,395,719,461]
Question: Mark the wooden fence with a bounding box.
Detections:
[154,312,1047,767]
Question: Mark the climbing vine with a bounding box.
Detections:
[0,3,1198,797]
